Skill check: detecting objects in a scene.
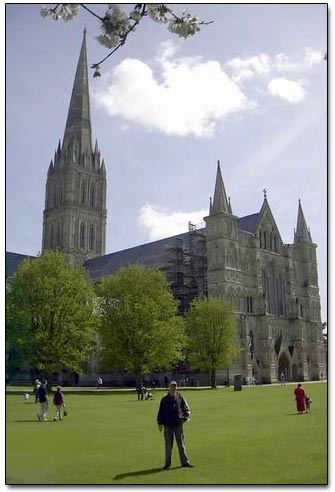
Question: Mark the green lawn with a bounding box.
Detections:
[6,382,327,485]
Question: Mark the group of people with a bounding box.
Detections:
[33,379,67,421]
[136,384,154,400]
[29,376,313,470]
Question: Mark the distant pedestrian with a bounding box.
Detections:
[53,386,66,421]
[97,376,103,389]
[294,383,306,414]
[280,372,286,386]
[37,380,48,421]
[33,379,41,403]
[136,384,142,400]
[157,381,193,469]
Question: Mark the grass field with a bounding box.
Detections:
[6,382,327,485]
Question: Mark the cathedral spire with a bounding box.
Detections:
[211,160,230,214]
[294,199,312,243]
[62,29,92,156]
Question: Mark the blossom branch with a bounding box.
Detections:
[40,3,213,77]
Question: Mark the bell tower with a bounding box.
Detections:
[42,30,107,265]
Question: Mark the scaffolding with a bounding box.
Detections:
[163,221,207,314]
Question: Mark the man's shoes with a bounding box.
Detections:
[163,464,171,469]
[182,463,194,468]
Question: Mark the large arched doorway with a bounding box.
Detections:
[292,364,298,381]
[278,352,291,381]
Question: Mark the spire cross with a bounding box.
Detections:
[263,188,267,199]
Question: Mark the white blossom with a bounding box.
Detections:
[129,9,142,22]
[104,4,130,33]
[58,4,80,21]
[40,6,51,18]
[96,4,134,49]
[96,33,120,49]
[168,13,200,39]
[40,4,79,21]
[146,4,171,24]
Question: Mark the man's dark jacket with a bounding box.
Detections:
[157,392,190,427]
[37,384,48,403]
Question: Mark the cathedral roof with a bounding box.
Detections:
[238,213,260,233]
[84,231,194,282]
[6,252,35,279]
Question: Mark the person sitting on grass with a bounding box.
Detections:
[53,386,66,421]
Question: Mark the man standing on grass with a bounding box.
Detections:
[157,381,194,469]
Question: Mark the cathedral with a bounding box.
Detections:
[7,31,326,384]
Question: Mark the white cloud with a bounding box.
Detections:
[94,44,250,137]
[138,204,208,241]
[275,47,324,72]
[227,54,271,82]
[268,78,306,103]
[94,44,322,135]
[227,48,323,84]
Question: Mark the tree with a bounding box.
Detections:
[6,250,98,379]
[96,264,186,383]
[40,4,212,76]
[185,297,238,388]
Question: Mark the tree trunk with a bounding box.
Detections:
[210,367,216,388]
[135,370,143,387]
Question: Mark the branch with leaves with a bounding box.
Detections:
[40,3,213,76]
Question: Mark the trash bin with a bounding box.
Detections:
[234,374,242,391]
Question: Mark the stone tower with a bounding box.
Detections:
[204,162,326,383]
[42,30,107,265]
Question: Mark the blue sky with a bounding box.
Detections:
[6,3,328,320]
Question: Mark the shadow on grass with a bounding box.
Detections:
[285,413,309,416]
[13,420,53,423]
[114,467,178,480]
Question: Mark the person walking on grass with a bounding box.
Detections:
[53,386,66,421]
[294,383,306,414]
[37,380,48,421]
[33,379,41,403]
[280,372,286,386]
[157,381,193,469]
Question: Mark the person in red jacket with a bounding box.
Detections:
[294,383,306,414]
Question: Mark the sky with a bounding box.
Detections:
[5,2,328,320]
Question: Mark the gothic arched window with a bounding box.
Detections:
[81,180,87,205]
[80,223,85,249]
[89,224,95,250]
[57,222,61,247]
[263,230,267,250]
[274,235,278,253]
[90,186,95,208]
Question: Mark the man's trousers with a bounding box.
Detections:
[38,401,48,421]
[163,423,189,466]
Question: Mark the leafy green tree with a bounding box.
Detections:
[40,4,212,76]
[97,264,186,382]
[6,250,98,379]
[185,297,238,388]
